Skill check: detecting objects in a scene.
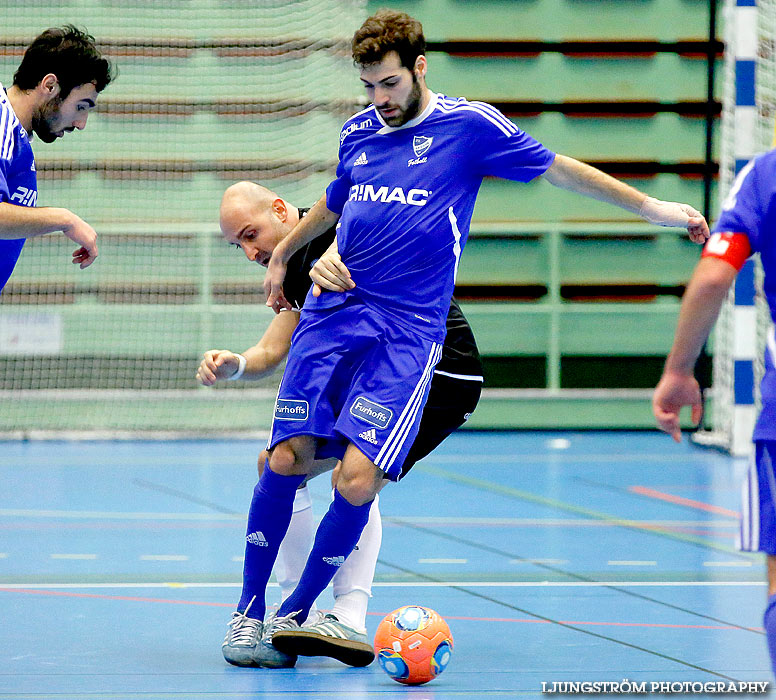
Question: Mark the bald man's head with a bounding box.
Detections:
[219,181,299,266]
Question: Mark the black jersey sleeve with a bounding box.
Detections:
[282,209,338,310]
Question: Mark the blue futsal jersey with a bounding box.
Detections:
[0,83,37,292]
[309,92,555,342]
[715,149,776,440]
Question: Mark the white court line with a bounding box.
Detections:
[0,581,766,589]
[418,558,467,564]
[139,555,190,562]
[608,561,658,566]
[386,517,738,527]
[50,554,98,560]
[703,561,754,567]
[0,508,244,521]
[0,509,735,528]
[420,453,729,465]
[231,556,244,562]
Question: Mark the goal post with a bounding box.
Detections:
[693,0,776,455]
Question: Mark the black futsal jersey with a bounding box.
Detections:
[283,209,484,475]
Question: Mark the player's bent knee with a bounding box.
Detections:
[268,439,314,477]
[336,467,382,506]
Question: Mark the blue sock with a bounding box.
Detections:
[238,463,305,619]
[278,488,373,621]
[765,594,776,676]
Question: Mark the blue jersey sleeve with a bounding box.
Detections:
[325,126,356,214]
[0,152,11,202]
[467,102,555,182]
[325,156,352,214]
[715,154,770,253]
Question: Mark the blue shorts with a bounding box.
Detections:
[739,440,776,554]
[267,299,442,481]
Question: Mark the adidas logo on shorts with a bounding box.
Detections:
[246,531,268,547]
[358,428,378,445]
[323,555,345,567]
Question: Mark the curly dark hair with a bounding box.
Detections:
[352,10,425,71]
[13,25,114,100]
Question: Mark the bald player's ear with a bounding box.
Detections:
[272,198,288,222]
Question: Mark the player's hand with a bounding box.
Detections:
[196,349,240,385]
[309,248,355,297]
[639,197,710,244]
[62,213,98,268]
[264,252,292,314]
[652,370,703,443]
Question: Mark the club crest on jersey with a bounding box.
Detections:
[413,135,433,157]
[350,396,392,429]
[274,399,308,421]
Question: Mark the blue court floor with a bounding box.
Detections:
[0,431,772,699]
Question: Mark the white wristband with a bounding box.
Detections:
[227,354,247,381]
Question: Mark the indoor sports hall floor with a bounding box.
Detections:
[0,431,772,699]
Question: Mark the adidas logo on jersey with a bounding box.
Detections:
[246,531,268,547]
[353,151,369,166]
[359,428,379,445]
[323,555,346,567]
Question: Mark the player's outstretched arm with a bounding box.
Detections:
[264,194,340,313]
[309,238,354,297]
[196,310,300,385]
[542,154,710,243]
[0,203,98,268]
[653,256,738,441]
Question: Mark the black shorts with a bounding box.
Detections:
[397,373,482,480]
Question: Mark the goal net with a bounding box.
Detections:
[693,0,776,455]
[0,0,366,437]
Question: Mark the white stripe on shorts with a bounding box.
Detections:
[375,342,443,473]
[433,370,484,382]
[740,448,760,551]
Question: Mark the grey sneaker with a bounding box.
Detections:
[222,605,264,667]
[255,610,299,669]
[272,613,375,667]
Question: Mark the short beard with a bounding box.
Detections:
[387,74,423,127]
[31,97,62,143]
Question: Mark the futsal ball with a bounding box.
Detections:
[373,605,453,685]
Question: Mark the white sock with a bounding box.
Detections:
[330,493,381,633]
[275,485,317,619]
[331,591,369,634]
